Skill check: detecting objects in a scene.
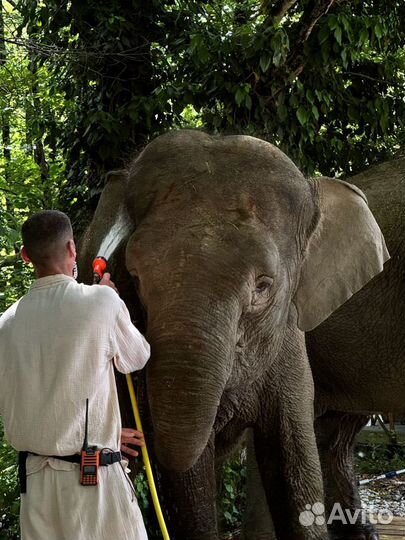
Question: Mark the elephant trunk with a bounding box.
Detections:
[147,301,236,472]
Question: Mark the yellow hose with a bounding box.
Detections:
[126,374,170,540]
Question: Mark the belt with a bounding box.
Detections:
[18,450,122,493]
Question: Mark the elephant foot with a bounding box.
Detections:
[328,522,379,540]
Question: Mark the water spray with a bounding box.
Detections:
[91,255,170,540]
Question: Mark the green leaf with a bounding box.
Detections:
[273,49,283,67]
[260,53,271,73]
[340,15,351,34]
[296,106,308,126]
[375,22,383,39]
[359,28,369,45]
[306,90,315,105]
[315,89,323,101]
[235,87,245,107]
[379,112,389,132]
[328,15,338,31]
[225,483,233,494]
[312,105,319,121]
[334,26,342,45]
[341,48,348,68]
[290,94,299,108]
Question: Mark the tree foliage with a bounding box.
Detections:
[17,1,172,204]
[15,0,405,186]
[157,0,405,174]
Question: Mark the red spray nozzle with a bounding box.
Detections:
[92,256,107,283]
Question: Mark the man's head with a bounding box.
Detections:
[21,210,76,276]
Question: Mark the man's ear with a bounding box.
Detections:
[67,239,76,259]
[20,246,31,264]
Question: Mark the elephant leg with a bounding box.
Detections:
[315,412,378,540]
[157,438,219,540]
[254,416,328,540]
[242,428,277,540]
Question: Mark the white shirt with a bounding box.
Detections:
[0,274,150,456]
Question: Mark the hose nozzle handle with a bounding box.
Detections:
[92,256,107,284]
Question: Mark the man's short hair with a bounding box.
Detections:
[21,210,73,265]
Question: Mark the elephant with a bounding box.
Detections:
[79,130,388,540]
[308,157,405,540]
[243,156,405,540]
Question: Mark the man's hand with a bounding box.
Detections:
[121,427,145,458]
[99,272,118,293]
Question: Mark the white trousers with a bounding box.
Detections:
[20,456,148,540]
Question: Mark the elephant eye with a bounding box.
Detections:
[255,276,273,293]
[256,281,271,293]
[252,276,274,305]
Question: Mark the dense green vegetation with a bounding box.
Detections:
[1,0,405,309]
[1,0,404,538]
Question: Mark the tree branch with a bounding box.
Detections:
[262,0,346,104]
[302,0,336,42]
[343,71,404,88]
[271,0,299,24]
[291,0,338,77]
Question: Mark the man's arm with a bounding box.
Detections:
[113,302,150,373]
[99,273,150,372]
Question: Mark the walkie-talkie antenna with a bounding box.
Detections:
[83,398,89,451]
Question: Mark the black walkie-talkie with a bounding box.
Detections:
[80,398,100,486]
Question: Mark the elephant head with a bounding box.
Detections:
[80,130,388,473]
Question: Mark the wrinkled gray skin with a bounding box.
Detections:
[310,158,405,540]
[79,131,388,540]
[244,157,405,540]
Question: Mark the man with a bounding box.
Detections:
[0,210,150,540]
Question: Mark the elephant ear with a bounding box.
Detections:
[293,177,390,332]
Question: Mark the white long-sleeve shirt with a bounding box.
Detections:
[0,274,150,456]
